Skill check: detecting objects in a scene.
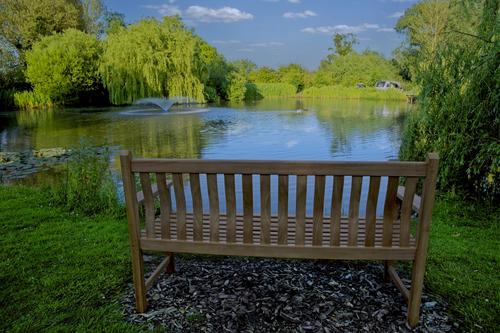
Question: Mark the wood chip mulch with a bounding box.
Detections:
[122,256,456,332]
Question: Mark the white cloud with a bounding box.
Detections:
[249,41,285,47]
[377,27,395,32]
[389,11,404,18]
[143,4,181,16]
[236,48,254,52]
[185,6,253,23]
[301,23,387,34]
[212,40,241,44]
[283,10,317,19]
[288,0,301,3]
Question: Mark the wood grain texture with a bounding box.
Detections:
[365,176,380,247]
[189,173,203,241]
[172,173,187,240]
[156,173,171,239]
[139,173,156,238]
[330,176,344,246]
[260,175,271,245]
[242,174,254,244]
[382,176,399,247]
[312,175,326,246]
[295,175,307,246]
[400,177,418,247]
[278,175,289,245]
[207,173,220,242]
[132,159,427,176]
[224,174,237,243]
[348,176,362,246]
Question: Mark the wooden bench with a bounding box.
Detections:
[120,151,439,328]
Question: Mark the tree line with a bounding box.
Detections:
[0,0,406,109]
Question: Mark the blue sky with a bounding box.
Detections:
[104,0,417,69]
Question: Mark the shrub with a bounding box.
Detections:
[13,91,53,110]
[25,29,102,105]
[53,141,120,216]
[254,83,297,98]
[300,86,407,101]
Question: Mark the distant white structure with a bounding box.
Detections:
[375,81,402,90]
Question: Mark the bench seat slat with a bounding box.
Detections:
[140,238,416,260]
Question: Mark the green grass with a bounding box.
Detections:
[300,85,407,101]
[254,82,297,98]
[423,195,500,332]
[0,185,498,331]
[0,185,142,332]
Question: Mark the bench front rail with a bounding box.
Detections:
[120,151,438,328]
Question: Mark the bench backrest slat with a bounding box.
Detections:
[139,173,156,238]
[295,175,307,246]
[156,173,172,239]
[224,174,237,243]
[207,174,220,242]
[400,177,418,247]
[277,175,289,245]
[260,175,271,244]
[189,173,203,241]
[312,175,326,246]
[242,174,253,244]
[172,173,187,240]
[330,175,344,246]
[383,176,400,247]
[348,176,362,246]
[364,176,381,247]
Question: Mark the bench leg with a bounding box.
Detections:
[407,257,426,328]
[383,260,392,282]
[166,252,175,274]
[131,248,147,313]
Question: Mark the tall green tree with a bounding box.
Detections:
[24,29,102,104]
[99,17,205,104]
[248,67,280,83]
[329,33,357,57]
[0,0,86,51]
[231,59,257,78]
[400,0,499,200]
[227,71,247,102]
[278,64,309,92]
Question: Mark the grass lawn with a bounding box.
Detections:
[0,185,142,332]
[0,185,498,332]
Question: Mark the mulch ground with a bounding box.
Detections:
[123,256,456,332]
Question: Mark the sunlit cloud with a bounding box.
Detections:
[283,10,317,19]
[143,4,181,16]
[249,42,285,47]
[300,23,398,35]
[185,6,253,23]
[389,11,404,18]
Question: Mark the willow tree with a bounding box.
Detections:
[99,17,205,105]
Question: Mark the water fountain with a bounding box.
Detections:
[133,96,193,112]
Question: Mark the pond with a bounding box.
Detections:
[0,99,411,215]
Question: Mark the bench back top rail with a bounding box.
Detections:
[121,151,438,249]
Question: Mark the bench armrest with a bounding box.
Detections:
[397,185,421,212]
[136,182,171,205]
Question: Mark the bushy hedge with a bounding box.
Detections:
[254,83,297,98]
[300,86,407,101]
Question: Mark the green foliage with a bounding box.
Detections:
[100,17,205,105]
[53,141,120,216]
[329,33,357,57]
[0,0,86,51]
[301,85,407,101]
[25,29,102,105]
[254,83,297,98]
[315,51,402,87]
[400,0,499,200]
[231,59,257,78]
[227,71,247,102]
[278,64,310,93]
[198,41,231,102]
[249,67,281,83]
[13,90,54,109]
[0,89,15,109]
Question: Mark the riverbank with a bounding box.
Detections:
[0,186,497,331]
